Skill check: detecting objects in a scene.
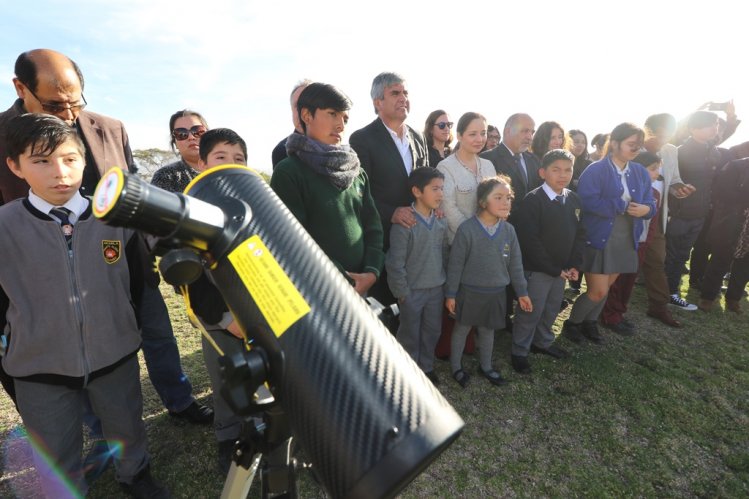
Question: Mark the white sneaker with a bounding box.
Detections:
[669,294,698,311]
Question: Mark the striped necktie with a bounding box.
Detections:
[50,207,74,248]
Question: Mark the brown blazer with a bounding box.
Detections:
[0,99,136,204]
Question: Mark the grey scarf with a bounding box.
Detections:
[286,133,360,190]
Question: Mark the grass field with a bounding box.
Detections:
[1,279,748,498]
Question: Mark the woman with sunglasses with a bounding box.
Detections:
[423,110,454,168]
[151,109,209,192]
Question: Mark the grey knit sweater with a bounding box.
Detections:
[385,211,448,298]
[446,216,527,297]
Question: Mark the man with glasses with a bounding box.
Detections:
[0,50,136,202]
[349,72,430,314]
[0,49,212,471]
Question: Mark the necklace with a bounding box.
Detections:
[455,152,480,180]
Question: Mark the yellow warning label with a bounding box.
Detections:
[228,235,310,337]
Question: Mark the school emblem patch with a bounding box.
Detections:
[102,240,121,264]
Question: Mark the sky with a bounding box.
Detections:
[1,0,747,174]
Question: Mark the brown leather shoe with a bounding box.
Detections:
[646,305,682,328]
[726,299,742,314]
[698,299,714,312]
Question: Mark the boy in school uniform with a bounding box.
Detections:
[386,167,448,385]
[0,114,168,498]
[175,128,251,473]
[511,149,586,374]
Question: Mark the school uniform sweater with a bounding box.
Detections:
[446,217,527,298]
[385,210,448,299]
[515,187,586,277]
[271,154,384,279]
[0,199,145,386]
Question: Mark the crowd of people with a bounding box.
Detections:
[0,48,748,499]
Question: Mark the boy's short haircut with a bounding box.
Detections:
[541,149,574,169]
[296,83,352,133]
[687,110,718,130]
[198,128,248,162]
[644,113,676,136]
[634,151,661,168]
[409,167,444,192]
[5,113,84,163]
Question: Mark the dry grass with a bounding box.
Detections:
[2,281,748,498]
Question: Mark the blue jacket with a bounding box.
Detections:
[577,157,656,250]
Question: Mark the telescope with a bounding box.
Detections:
[93,166,463,498]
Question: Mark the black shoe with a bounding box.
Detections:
[119,464,170,499]
[452,369,470,388]
[217,439,235,475]
[560,299,570,312]
[511,355,531,374]
[602,321,635,336]
[82,440,115,485]
[530,344,570,359]
[581,320,604,344]
[562,320,584,344]
[424,370,440,386]
[569,287,581,295]
[477,367,508,386]
[168,402,214,425]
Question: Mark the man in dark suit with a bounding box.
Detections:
[480,113,542,220]
[349,72,429,309]
[0,49,212,426]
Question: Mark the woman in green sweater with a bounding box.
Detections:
[271,83,384,296]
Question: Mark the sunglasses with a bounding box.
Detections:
[172,125,207,141]
[435,121,454,130]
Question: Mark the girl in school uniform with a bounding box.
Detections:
[445,176,532,387]
[563,123,656,342]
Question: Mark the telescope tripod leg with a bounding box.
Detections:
[220,452,262,499]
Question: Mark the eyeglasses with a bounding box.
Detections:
[435,121,454,130]
[172,125,207,141]
[24,84,87,115]
[488,135,501,141]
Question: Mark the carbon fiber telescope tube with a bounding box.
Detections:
[93,166,464,499]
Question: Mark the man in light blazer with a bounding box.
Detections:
[0,49,212,428]
[350,72,429,309]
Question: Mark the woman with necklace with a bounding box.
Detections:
[563,123,656,343]
[436,112,497,244]
[151,109,209,192]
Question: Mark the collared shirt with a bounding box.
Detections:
[541,183,569,203]
[28,190,89,225]
[383,120,413,175]
[502,142,528,182]
[411,203,435,225]
[609,158,632,203]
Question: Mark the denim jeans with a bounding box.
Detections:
[138,284,195,412]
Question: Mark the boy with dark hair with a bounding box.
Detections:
[385,167,448,384]
[271,82,384,296]
[184,128,251,473]
[511,149,586,374]
[198,127,247,167]
[0,113,168,498]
